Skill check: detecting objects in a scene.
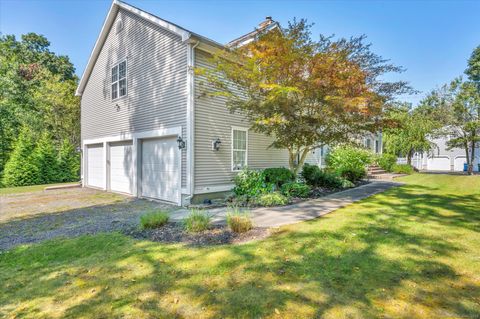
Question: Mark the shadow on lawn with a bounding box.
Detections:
[1,183,479,318]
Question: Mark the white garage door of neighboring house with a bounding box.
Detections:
[427,156,450,171]
[109,141,133,194]
[87,144,104,188]
[453,156,467,172]
[141,137,180,203]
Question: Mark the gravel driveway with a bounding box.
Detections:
[0,188,175,251]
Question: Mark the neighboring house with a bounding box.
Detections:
[77,0,381,205]
[398,136,480,172]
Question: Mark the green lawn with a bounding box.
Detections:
[0,182,79,195]
[1,174,479,318]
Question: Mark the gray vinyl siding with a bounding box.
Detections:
[81,9,188,187]
[193,50,315,191]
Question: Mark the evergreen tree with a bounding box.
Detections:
[57,139,80,182]
[33,132,59,184]
[3,128,40,186]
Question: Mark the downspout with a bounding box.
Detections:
[185,40,200,204]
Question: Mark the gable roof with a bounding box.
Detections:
[76,0,276,96]
[227,17,281,48]
[76,0,224,96]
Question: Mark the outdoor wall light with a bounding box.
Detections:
[177,136,186,150]
[212,138,221,151]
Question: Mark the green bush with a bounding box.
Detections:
[33,132,59,184]
[340,179,355,188]
[300,163,343,188]
[57,139,80,182]
[226,207,253,233]
[263,167,295,189]
[255,192,289,207]
[376,153,397,172]
[183,209,212,233]
[392,164,414,174]
[326,145,373,182]
[233,168,272,198]
[281,182,311,198]
[140,210,169,229]
[2,127,40,186]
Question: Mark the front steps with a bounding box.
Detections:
[367,165,403,181]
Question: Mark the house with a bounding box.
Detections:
[398,136,479,172]
[77,0,380,205]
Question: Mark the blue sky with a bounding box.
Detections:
[1,0,479,105]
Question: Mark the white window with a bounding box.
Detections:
[232,128,248,171]
[111,60,127,100]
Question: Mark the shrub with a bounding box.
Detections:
[3,127,40,186]
[340,179,355,188]
[376,153,397,172]
[263,167,295,189]
[255,192,289,207]
[392,164,414,174]
[33,132,59,184]
[281,182,311,198]
[226,207,253,233]
[326,145,373,182]
[58,139,80,182]
[300,164,343,189]
[233,168,271,198]
[140,210,169,229]
[183,209,211,233]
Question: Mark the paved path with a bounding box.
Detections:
[171,181,402,228]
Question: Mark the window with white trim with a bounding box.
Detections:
[232,128,247,171]
[111,60,127,100]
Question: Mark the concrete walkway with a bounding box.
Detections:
[170,181,402,228]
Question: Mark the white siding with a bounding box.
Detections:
[193,50,315,192]
[81,8,188,188]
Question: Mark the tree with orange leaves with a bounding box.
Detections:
[201,19,411,174]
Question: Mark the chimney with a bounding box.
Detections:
[258,16,273,29]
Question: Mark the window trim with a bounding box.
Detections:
[231,126,248,172]
[111,59,127,101]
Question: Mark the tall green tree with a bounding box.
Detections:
[423,78,480,175]
[199,20,411,174]
[2,127,39,186]
[0,33,79,183]
[33,132,59,184]
[57,139,80,182]
[383,102,440,164]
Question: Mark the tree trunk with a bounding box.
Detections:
[288,148,310,176]
[406,148,414,166]
[464,142,470,174]
[469,139,475,175]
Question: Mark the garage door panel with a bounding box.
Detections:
[87,144,104,189]
[109,141,133,194]
[141,137,179,203]
[427,156,450,171]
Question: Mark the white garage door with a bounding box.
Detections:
[427,156,450,171]
[109,141,133,194]
[453,156,467,171]
[141,137,180,203]
[87,144,104,188]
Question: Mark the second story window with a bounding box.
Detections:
[111,60,127,100]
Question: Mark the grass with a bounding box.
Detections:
[140,210,170,229]
[226,207,253,233]
[0,173,479,318]
[183,209,212,233]
[0,182,78,195]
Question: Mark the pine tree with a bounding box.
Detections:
[33,132,59,184]
[2,127,40,186]
[57,139,80,182]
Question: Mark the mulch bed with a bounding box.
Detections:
[124,223,270,246]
